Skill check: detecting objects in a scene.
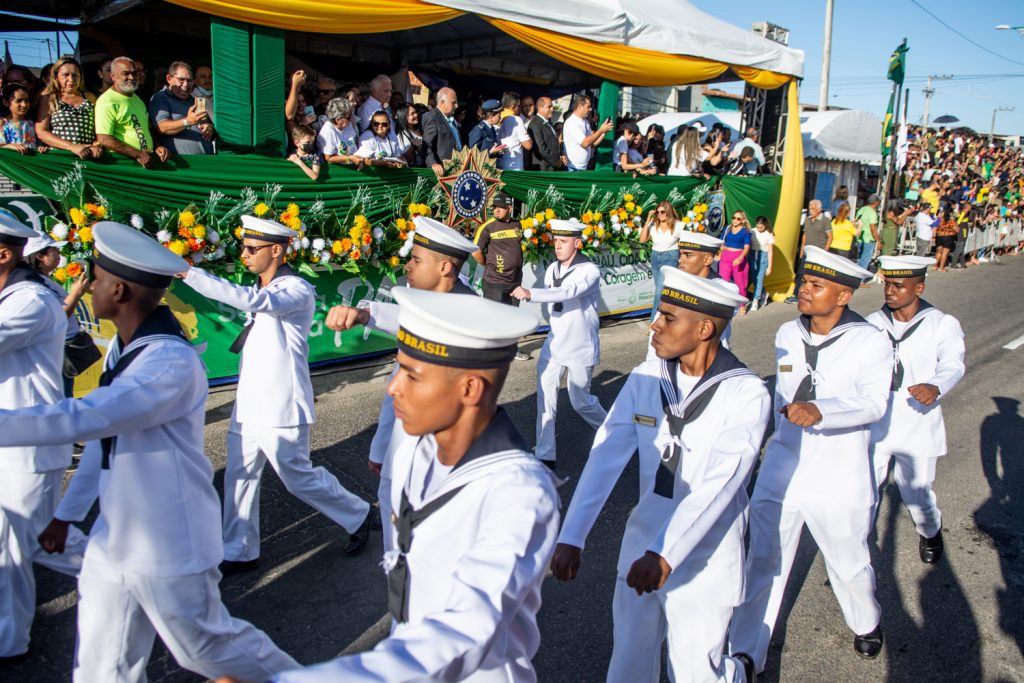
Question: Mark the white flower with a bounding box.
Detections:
[610,215,620,224]
[213,246,226,260]
[301,236,310,249]
[319,251,331,264]
[312,237,326,251]
[523,228,534,239]
[207,230,220,244]
[612,224,621,233]
[58,255,68,268]
[597,221,605,229]
[592,239,601,247]
[687,210,697,219]
[51,222,69,239]
[399,230,416,258]
[372,227,384,241]
[156,229,172,243]
[130,214,144,230]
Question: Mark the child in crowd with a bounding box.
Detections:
[288,124,322,180]
[1,83,48,153]
[748,215,774,311]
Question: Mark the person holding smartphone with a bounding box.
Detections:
[149,60,214,155]
[563,94,613,172]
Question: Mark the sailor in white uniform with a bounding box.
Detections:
[178,215,372,574]
[645,230,734,360]
[552,267,767,683]
[869,255,965,564]
[729,246,892,670]
[324,216,479,552]
[512,218,606,468]
[257,288,559,682]
[0,222,298,681]
[0,212,88,663]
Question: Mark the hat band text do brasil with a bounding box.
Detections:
[660,286,736,319]
[396,327,518,368]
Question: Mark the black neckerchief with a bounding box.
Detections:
[792,307,871,402]
[99,306,189,469]
[879,299,937,390]
[449,278,477,296]
[388,408,526,622]
[229,264,297,354]
[551,252,590,312]
[655,347,756,498]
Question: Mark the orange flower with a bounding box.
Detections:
[349,249,362,261]
[340,238,353,251]
[530,237,539,245]
[66,262,83,278]
[178,226,192,238]
[361,233,372,245]
[399,230,408,241]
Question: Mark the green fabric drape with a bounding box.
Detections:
[0,149,781,237]
[594,81,620,171]
[252,26,286,156]
[210,18,252,154]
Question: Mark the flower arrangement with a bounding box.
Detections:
[667,182,713,233]
[154,204,223,266]
[517,185,566,263]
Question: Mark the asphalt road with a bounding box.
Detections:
[15,254,1024,682]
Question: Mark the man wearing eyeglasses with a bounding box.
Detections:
[95,56,169,168]
[357,74,394,135]
[355,111,406,168]
[177,216,374,575]
[149,60,214,155]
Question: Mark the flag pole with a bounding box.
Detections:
[878,79,898,196]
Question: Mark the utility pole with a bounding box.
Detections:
[991,106,1014,145]
[819,0,834,111]
[921,74,953,130]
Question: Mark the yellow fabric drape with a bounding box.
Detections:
[486,18,733,86]
[766,79,805,297]
[731,66,792,90]
[165,0,463,33]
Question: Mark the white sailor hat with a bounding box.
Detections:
[676,230,723,254]
[549,218,586,238]
[93,221,188,289]
[240,215,296,245]
[659,265,748,319]
[410,216,479,258]
[800,245,872,289]
[23,231,67,257]
[0,209,37,248]
[392,288,538,368]
[877,255,935,278]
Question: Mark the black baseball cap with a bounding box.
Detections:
[492,192,513,208]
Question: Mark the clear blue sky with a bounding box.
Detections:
[5,1,1024,135]
[694,0,1024,136]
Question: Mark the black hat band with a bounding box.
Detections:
[660,286,736,319]
[0,233,29,247]
[242,228,290,244]
[95,251,173,289]
[800,261,864,289]
[397,327,517,368]
[677,241,719,254]
[550,229,582,237]
[879,267,927,278]
[412,232,471,259]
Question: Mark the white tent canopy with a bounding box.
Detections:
[431,0,805,77]
[638,109,882,165]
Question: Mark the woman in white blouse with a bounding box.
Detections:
[667,125,705,177]
[639,201,684,320]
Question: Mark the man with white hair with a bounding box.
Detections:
[421,87,462,175]
[786,199,831,304]
[95,56,169,168]
[357,74,394,134]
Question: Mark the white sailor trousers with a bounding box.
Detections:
[875,453,942,538]
[607,577,746,683]
[73,566,298,682]
[729,494,881,672]
[223,419,371,561]
[535,361,607,462]
[0,469,88,656]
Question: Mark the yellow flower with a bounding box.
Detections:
[355,215,369,229]
[286,203,300,217]
[331,240,344,254]
[520,219,531,229]
[178,211,196,229]
[624,193,634,202]
[534,212,544,223]
[234,226,243,239]
[582,211,593,223]
[69,208,86,226]
[388,255,401,267]
[53,267,68,283]
[545,208,555,220]
[597,227,605,238]
[594,212,603,222]
[521,243,527,252]
[192,224,206,239]
[396,218,407,230]
[348,226,363,241]
[625,201,636,212]
[254,203,270,217]
[583,226,594,237]
[286,216,301,231]
[167,240,189,256]
[77,227,93,243]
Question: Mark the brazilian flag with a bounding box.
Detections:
[887,40,908,85]
[882,91,895,156]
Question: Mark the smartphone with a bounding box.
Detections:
[195,97,207,114]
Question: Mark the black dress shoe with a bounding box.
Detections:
[219,558,260,576]
[344,508,373,556]
[854,626,883,659]
[919,529,944,564]
[734,652,756,683]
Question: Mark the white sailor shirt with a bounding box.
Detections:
[528,254,601,367]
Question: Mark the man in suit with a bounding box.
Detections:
[528,96,566,171]
[421,87,462,175]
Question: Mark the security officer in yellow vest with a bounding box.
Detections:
[472,191,524,307]
[0,212,88,664]
[1,222,298,681]
[178,215,373,575]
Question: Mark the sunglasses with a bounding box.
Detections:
[242,244,274,255]
[656,209,667,214]
[371,121,389,128]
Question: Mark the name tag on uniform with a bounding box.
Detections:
[779,364,793,372]
[633,414,657,427]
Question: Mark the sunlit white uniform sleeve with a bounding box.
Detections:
[182,266,308,315]
[526,266,600,304]
[809,330,891,431]
[55,441,102,522]
[930,316,966,398]
[557,372,638,550]
[272,478,558,682]
[366,301,400,337]
[647,387,769,570]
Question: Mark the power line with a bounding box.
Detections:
[909,0,1024,68]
